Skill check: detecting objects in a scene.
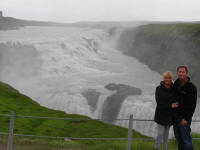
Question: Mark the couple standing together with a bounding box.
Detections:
[154,66,197,150]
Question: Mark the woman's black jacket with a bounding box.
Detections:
[154,81,175,126]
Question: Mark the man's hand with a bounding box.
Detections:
[172,102,179,108]
[181,119,188,126]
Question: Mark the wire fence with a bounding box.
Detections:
[0,112,200,150]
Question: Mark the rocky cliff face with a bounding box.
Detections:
[117,24,200,93]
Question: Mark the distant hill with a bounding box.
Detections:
[2,15,199,31]
[0,16,104,30]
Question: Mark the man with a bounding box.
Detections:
[173,66,197,150]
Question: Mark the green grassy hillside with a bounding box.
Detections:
[0,81,148,149]
[0,81,199,150]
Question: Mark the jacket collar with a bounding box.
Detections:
[160,81,173,89]
[174,77,190,87]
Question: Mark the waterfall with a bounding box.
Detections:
[0,26,199,137]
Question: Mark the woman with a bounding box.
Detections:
[154,71,179,150]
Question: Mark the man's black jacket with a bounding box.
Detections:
[173,77,197,121]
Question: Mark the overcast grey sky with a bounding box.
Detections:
[1,0,200,22]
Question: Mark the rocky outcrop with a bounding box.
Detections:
[102,83,142,123]
[82,89,101,112]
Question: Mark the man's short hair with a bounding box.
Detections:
[177,66,188,73]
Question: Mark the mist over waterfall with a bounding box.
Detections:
[0,26,199,138]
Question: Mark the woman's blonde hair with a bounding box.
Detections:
[162,71,173,79]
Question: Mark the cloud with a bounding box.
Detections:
[153,0,200,21]
[0,0,200,22]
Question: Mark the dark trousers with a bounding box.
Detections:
[173,116,193,150]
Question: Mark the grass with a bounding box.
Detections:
[0,81,144,138]
[0,81,146,149]
[140,24,200,38]
[0,81,200,149]
[137,23,200,45]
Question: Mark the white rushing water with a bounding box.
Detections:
[0,26,199,137]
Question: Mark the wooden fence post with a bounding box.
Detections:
[7,111,15,150]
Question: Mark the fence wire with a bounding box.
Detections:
[1,113,200,150]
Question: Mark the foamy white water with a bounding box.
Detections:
[0,26,199,137]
